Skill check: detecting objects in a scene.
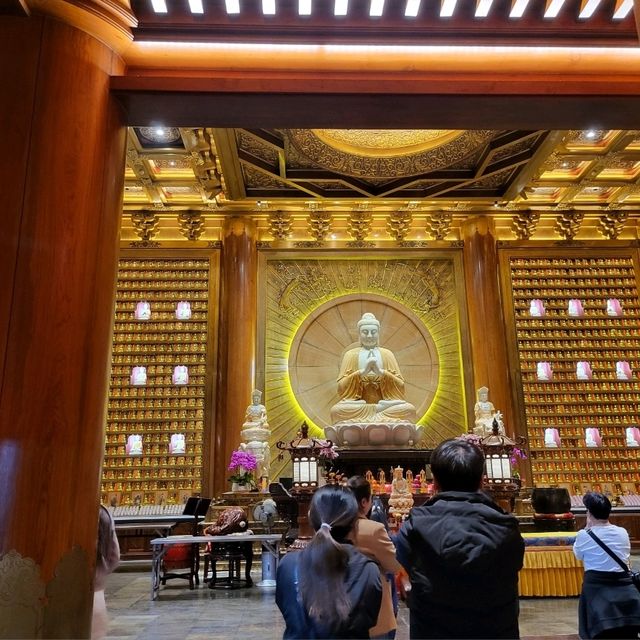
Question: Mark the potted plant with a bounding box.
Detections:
[228,449,258,491]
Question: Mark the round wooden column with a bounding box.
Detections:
[0,16,125,638]
[461,216,516,435]
[214,218,257,495]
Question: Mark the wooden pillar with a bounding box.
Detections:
[461,216,516,436]
[214,218,257,496]
[0,16,125,638]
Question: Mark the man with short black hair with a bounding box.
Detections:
[395,438,524,639]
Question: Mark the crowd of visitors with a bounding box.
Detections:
[276,438,640,640]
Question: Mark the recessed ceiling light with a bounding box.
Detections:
[543,0,566,18]
[440,0,456,17]
[262,0,276,14]
[613,0,633,19]
[150,0,168,13]
[188,0,204,13]
[370,0,384,16]
[475,0,493,17]
[299,0,312,15]
[330,233,337,239]
[405,0,421,16]
[335,0,348,16]
[225,0,240,14]
[509,0,530,17]
[578,0,601,18]
[585,130,597,139]
[155,127,166,136]
[169,161,176,166]
[562,162,569,168]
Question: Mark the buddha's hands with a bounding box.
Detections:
[364,354,383,379]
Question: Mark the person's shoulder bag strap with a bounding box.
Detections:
[586,529,630,572]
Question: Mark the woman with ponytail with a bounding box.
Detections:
[276,485,383,639]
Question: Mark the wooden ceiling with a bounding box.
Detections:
[130,0,637,46]
[121,126,640,245]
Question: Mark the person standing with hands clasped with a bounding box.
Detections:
[276,485,382,639]
[573,492,640,639]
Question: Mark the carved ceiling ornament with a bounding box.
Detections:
[177,212,205,241]
[512,211,541,240]
[425,212,453,241]
[555,210,585,240]
[286,129,496,179]
[386,210,413,242]
[131,212,160,242]
[308,210,333,244]
[347,208,374,246]
[268,210,293,241]
[598,211,630,240]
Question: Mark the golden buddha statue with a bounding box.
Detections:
[325,312,420,447]
[330,312,416,424]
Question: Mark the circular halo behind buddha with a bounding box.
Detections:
[288,295,439,447]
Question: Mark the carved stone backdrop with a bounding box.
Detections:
[263,257,468,479]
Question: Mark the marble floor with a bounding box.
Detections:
[104,566,581,640]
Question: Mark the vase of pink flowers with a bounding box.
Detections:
[228,449,258,491]
[316,439,339,485]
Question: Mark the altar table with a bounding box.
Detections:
[519,532,584,597]
[149,533,282,600]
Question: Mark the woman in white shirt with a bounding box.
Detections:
[573,492,640,639]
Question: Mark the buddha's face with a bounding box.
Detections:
[359,324,379,349]
[252,391,261,404]
[478,390,488,402]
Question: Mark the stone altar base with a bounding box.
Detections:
[324,421,421,447]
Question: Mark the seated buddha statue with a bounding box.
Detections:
[330,313,416,425]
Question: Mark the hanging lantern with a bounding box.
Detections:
[276,422,329,490]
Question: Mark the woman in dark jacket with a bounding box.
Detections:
[276,485,383,639]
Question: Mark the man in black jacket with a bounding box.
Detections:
[395,438,525,639]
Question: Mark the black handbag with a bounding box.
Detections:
[587,529,640,591]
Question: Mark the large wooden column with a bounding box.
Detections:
[214,218,257,495]
[0,16,125,638]
[461,216,516,435]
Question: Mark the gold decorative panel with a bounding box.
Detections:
[501,249,640,494]
[262,255,469,478]
[102,253,218,506]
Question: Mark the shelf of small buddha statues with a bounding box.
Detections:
[501,251,640,491]
[101,254,214,507]
[329,447,432,481]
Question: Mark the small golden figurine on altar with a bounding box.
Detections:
[388,466,414,520]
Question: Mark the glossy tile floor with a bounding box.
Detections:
[104,566,581,640]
